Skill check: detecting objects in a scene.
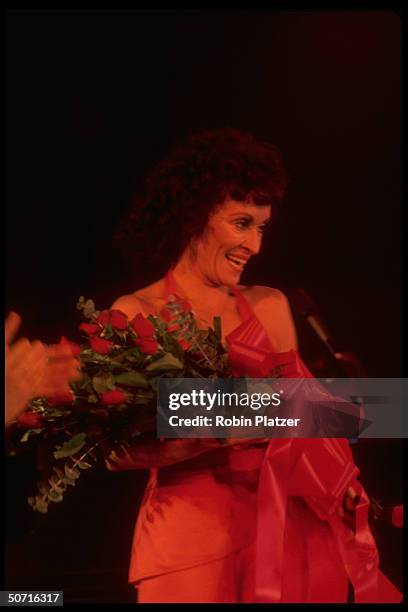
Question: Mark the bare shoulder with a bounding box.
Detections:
[240,284,286,305]
[240,285,291,314]
[240,285,298,352]
[111,278,166,319]
[110,293,147,319]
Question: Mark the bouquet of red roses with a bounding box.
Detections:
[9,294,232,513]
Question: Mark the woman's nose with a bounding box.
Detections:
[241,228,262,254]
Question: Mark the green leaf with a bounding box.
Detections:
[77,460,92,469]
[92,372,116,394]
[53,433,87,459]
[114,347,142,363]
[146,353,183,372]
[28,496,36,508]
[162,334,184,360]
[48,478,64,495]
[20,428,44,443]
[48,489,63,503]
[77,296,85,310]
[74,373,93,392]
[213,316,222,340]
[83,299,96,318]
[29,397,48,409]
[64,463,80,480]
[34,495,49,513]
[114,371,149,388]
[62,476,76,487]
[81,351,111,364]
[43,408,69,418]
[87,394,99,403]
[103,323,114,339]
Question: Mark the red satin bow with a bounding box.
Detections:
[226,316,402,603]
[257,437,401,602]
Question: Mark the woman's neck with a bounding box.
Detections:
[171,253,231,309]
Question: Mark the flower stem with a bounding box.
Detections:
[44,437,110,500]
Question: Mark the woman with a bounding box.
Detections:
[105,129,398,603]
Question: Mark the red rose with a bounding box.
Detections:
[135,337,159,355]
[130,313,155,337]
[90,337,113,355]
[392,504,403,528]
[167,323,181,332]
[17,412,44,429]
[79,323,100,336]
[47,390,75,406]
[109,309,128,330]
[180,300,192,312]
[97,310,110,326]
[59,336,81,357]
[178,338,192,350]
[159,307,175,323]
[101,389,127,405]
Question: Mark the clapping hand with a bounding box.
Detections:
[5,312,81,425]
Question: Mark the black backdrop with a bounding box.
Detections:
[5,10,403,603]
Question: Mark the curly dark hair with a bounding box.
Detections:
[114,128,287,274]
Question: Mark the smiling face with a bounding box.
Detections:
[188,198,272,287]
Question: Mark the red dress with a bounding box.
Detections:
[107,274,402,603]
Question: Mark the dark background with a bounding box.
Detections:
[5,10,403,603]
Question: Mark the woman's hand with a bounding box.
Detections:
[5,312,81,425]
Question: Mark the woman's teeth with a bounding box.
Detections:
[225,254,245,271]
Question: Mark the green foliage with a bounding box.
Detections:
[160,333,184,360]
[213,316,222,341]
[53,433,87,459]
[20,428,45,443]
[146,353,183,372]
[13,292,235,515]
[28,444,99,513]
[77,296,96,319]
[92,372,116,394]
[114,371,150,388]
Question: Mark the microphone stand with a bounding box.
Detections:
[288,288,368,378]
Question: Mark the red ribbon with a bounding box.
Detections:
[226,319,402,603]
[256,436,401,602]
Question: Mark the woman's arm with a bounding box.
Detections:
[106,294,222,470]
[104,292,269,471]
[104,437,228,471]
[250,286,298,352]
[105,435,269,471]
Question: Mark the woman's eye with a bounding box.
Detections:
[234,219,250,229]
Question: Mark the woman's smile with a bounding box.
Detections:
[193,198,272,287]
